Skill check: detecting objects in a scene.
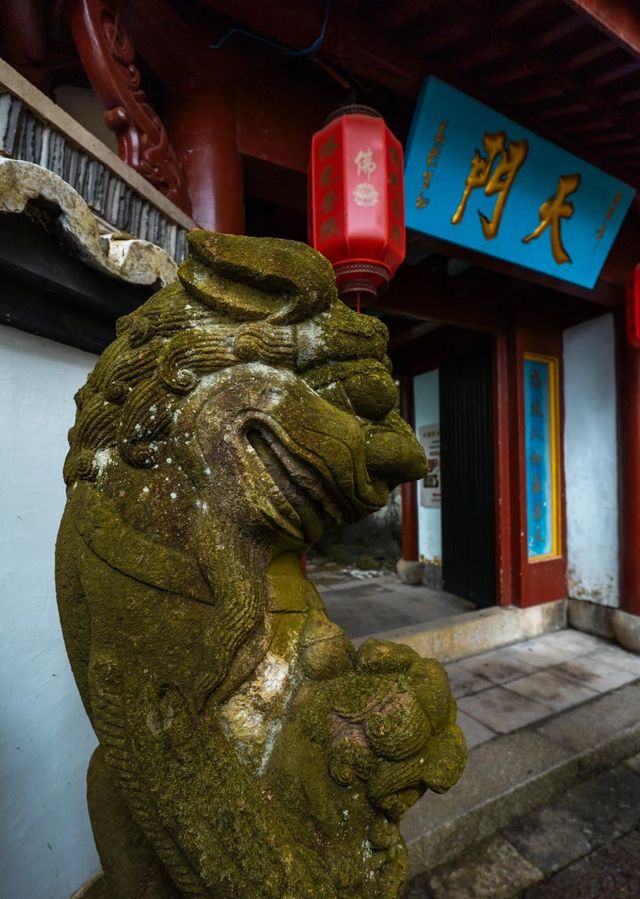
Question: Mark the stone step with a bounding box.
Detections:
[402,681,640,879]
[355,598,567,662]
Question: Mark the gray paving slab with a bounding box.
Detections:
[457,650,538,685]
[410,760,640,897]
[548,653,639,693]
[319,578,474,639]
[321,601,421,638]
[405,682,640,878]
[445,661,494,698]
[624,751,640,774]
[426,836,542,899]
[495,635,592,669]
[522,826,640,899]
[557,765,640,845]
[531,629,607,654]
[535,681,640,753]
[456,710,496,749]
[504,670,599,712]
[505,806,592,875]
[583,642,640,674]
[457,686,551,733]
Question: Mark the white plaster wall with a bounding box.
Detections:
[54,85,119,155]
[0,327,99,899]
[563,313,619,606]
[413,369,442,562]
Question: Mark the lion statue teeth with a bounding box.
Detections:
[56,230,466,899]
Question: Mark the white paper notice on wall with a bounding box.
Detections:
[419,423,441,508]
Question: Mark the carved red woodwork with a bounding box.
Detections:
[68,0,191,213]
[309,105,405,307]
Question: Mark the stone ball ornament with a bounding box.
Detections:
[56,231,466,898]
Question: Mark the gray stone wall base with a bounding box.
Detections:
[612,609,640,654]
[568,597,616,640]
[568,599,640,654]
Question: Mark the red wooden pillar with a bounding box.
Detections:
[167,85,244,234]
[618,317,640,616]
[399,376,420,561]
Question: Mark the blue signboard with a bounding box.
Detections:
[404,78,635,288]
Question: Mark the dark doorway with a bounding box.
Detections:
[439,335,496,608]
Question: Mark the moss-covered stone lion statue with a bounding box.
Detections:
[56,231,466,899]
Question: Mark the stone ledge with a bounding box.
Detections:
[354,599,567,661]
[0,59,195,231]
[0,158,178,288]
[402,681,640,877]
[0,59,195,260]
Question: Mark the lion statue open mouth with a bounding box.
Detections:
[56,231,466,899]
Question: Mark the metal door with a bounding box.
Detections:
[440,336,496,607]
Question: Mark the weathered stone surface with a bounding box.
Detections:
[568,598,615,639]
[403,681,640,878]
[397,559,425,585]
[535,681,640,752]
[402,729,573,875]
[612,609,640,654]
[357,600,567,661]
[522,826,640,899]
[427,836,542,899]
[0,157,178,285]
[55,232,466,898]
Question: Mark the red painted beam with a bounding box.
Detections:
[562,0,640,58]
[122,0,268,86]
[199,0,425,97]
[234,68,341,174]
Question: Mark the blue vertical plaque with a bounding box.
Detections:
[524,356,559,559]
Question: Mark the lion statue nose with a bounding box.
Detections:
[364,411,428,488]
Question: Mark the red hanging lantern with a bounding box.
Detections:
[309,105,405,308]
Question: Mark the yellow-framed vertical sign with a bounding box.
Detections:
[523,354,561,561]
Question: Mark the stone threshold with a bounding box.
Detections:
[401,680,640,879]
[354,599,567,662]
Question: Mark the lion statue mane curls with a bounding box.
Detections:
[56,231,466,899]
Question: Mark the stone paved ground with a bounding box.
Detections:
[443,629,640,749]
[401,627,640,899]
[309,564,640,898]
[307,561,474,638]
[406,755,640,898]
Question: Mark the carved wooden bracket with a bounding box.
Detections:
[68,0,192,214]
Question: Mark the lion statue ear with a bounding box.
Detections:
[178,229,338,324]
